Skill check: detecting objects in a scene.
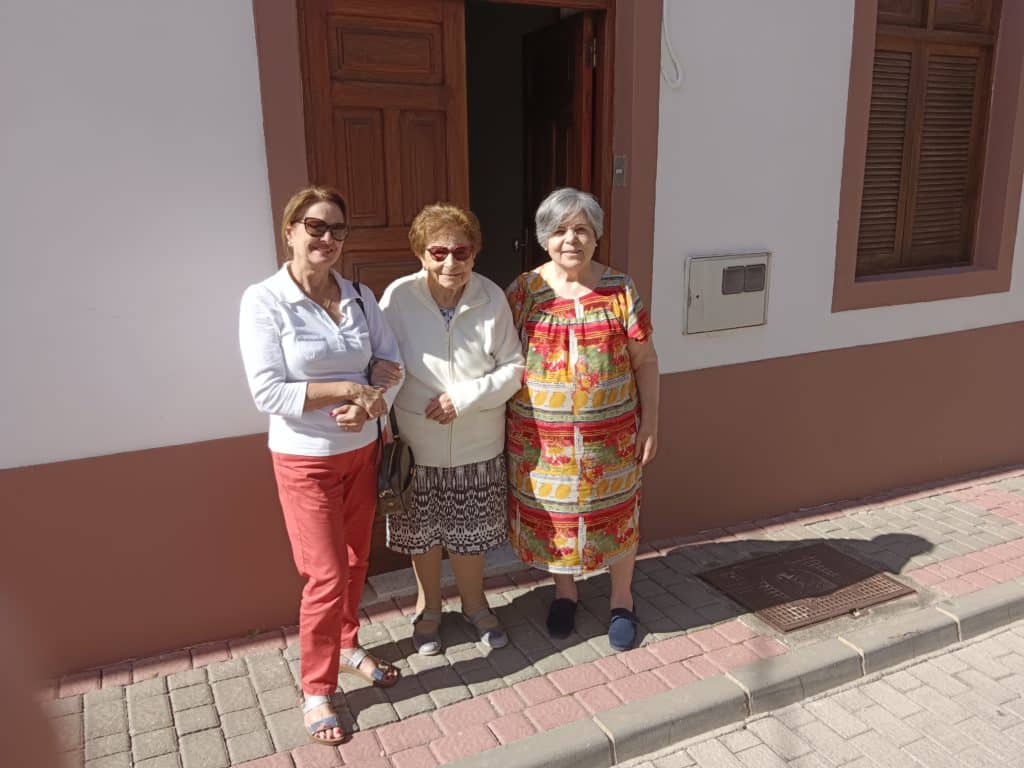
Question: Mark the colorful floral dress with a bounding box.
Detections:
[506,267,653,574]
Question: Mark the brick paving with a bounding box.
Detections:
[621,616,1024,768]
[40,468,1024,767]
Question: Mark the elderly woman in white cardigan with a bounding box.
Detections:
[379,203,525,655]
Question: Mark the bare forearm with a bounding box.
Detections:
[633,354,660,426]
[304,381,363,412]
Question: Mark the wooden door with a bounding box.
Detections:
[299,0,468,575]
[299,0,470,297]
[522,12,596,269]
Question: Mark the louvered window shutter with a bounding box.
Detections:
[855,1,998,277]
[857,46,914,276]
[907,50,986,268]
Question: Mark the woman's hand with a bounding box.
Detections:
[636,420,658,466]
[331,403,370,432]
[352,385,387,418]
[425,393,457,425]
[370,359,403,390]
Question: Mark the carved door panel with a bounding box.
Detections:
[300,0,469,297]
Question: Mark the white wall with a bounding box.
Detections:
[4,1,1022,467]
[651,0,1024,375]
[0,1,276,468]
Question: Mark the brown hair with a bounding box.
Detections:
[279,186,348,251]
[408,203,483,256]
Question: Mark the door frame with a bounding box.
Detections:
[251,0,660,304]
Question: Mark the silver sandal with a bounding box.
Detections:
[462,607,508,649]
[339,647,400,687]
[412,609,443,656]
[302,696,347,746]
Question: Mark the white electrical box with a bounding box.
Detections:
[685,252,770,334]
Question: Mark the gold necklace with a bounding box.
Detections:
[308,283,337,312]
[287,264,337,312]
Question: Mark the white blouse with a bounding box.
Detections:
[239,265,403,456]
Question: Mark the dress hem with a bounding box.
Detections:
[515,543,639,576]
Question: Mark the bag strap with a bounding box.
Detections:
[352,280,366,318]
[350,281,397,448]
[350,281,375,387]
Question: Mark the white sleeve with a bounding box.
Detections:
[360,285,405,410]
[238,286,307,417]
[446,297,525,415]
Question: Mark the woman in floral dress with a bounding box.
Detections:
[506,187,661,651]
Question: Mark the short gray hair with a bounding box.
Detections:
[534,187,604,248]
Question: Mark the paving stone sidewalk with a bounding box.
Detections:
[41,467,1024,768]
[621,615,1024,768]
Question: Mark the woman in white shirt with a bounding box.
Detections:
[380,204,525,656]
[239,186,404,747]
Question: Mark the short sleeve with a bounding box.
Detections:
[505,273,530,332]
[621,274,653,342]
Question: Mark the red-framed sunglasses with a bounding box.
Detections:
[426,244,473,262]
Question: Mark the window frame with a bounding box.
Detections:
[832,0,1024,312]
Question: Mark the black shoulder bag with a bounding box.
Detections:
[351,282,415,518]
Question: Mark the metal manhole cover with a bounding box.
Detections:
[697,543,915,632]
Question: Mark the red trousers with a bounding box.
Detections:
[271,443,377,696]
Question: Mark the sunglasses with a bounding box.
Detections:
[295,217,349,240]
[426,245,473,262]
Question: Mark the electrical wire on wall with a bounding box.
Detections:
[661,0,684,90]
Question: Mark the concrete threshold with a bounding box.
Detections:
[446,577,1024,768]
[365,543,524,603]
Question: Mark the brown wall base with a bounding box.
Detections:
[5,321,1024,675]
[642,321,1024,539]
[0,436,301,676]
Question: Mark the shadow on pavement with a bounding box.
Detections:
[338,532,933,725]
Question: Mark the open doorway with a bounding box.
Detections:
[465,1,611,289]
[465,1,558,288]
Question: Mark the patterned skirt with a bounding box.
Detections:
[386,454,508,556]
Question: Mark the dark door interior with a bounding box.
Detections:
[466,2,601,284]
[522,11,596,269]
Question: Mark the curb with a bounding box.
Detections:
[447,577,1024,768]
